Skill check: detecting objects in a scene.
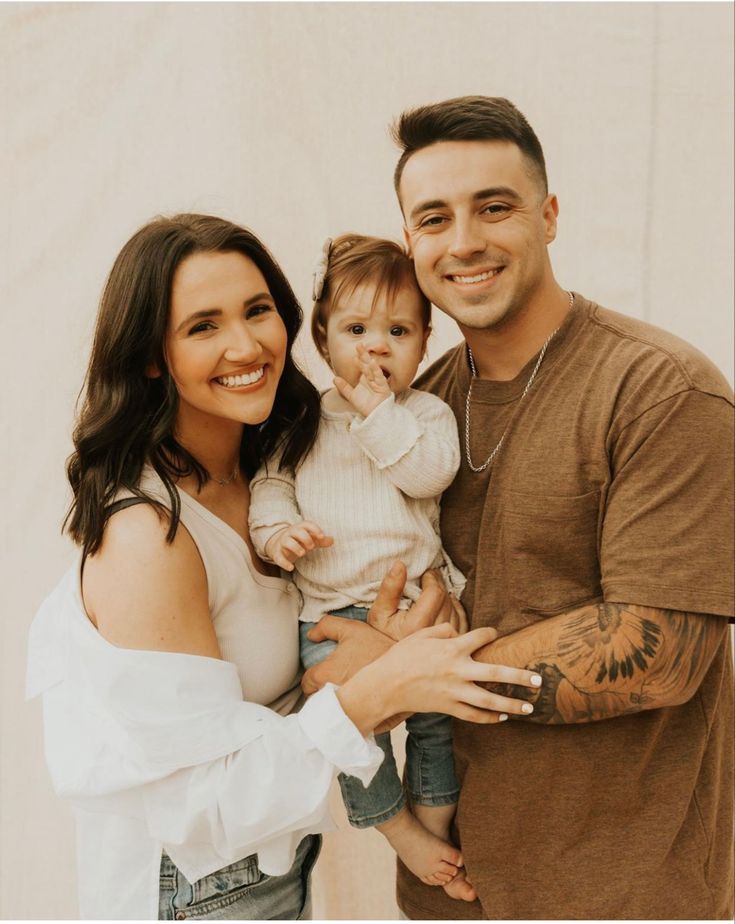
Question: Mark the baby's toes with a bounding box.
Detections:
[422,860,460,886]
[443,871,477,903]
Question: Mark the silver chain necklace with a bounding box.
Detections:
[464,292,574,473]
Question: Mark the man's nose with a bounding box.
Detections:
[447,217,487,261]
[224,323,263,363]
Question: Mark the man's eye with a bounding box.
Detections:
[419,215,446,228]
[390,326,406,337]
[483,204,511,218]
[348,324,366,335]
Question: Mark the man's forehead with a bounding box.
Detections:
[398,139,531,210]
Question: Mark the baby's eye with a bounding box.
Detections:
[348,324,366,335]
[390,326,407,337]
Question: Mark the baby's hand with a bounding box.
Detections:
[333,343,393,418]
[264,521,333,572]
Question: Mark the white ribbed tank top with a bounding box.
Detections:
[130,467,303,717]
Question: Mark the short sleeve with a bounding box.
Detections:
[601,390,734,617]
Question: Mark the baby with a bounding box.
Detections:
[249,235,467,895]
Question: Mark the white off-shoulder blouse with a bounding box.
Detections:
[26,469,382,920]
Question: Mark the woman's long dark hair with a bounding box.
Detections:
[65,214,321,557]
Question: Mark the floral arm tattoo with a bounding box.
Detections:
[477,603,729,724]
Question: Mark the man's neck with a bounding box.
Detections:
[461,284,572,381]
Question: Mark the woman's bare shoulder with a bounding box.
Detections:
[82,503,221,658]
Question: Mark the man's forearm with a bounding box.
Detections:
[476,602,729,724]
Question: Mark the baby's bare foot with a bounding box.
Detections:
[378,808,462,886]
[443,868,478,903]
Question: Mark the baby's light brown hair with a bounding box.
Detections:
[311,234,431,361]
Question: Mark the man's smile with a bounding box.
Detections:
[446,267,505,285]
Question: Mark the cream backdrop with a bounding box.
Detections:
[1,1,733,920]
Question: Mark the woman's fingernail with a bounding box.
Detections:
[498,713,509,722]
[521,703,534,714]
[531,674,542,687]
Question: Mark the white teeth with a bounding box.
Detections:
[216,367,265,388]
[450,269,501,284]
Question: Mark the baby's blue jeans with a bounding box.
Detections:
[300,604,459,828]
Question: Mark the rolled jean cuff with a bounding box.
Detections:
[339,779,407,829]
[407,789,459,807]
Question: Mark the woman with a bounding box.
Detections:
[27,214,539,920]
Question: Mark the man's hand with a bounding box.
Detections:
[368,562,469,641]
[333,344,393,417]
[301,615,393,695]
[264,521,333,572]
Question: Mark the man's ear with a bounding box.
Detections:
[542,194,559,244]
[402,226,412,257]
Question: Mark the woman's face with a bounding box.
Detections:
[165,251,288,435]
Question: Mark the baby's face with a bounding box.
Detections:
[325,281,429,394]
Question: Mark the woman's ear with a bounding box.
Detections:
[145,364,161,379]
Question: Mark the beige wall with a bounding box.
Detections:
[1,2,732,919]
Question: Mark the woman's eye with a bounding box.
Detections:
[348,324,366,335]
[390,326,407,337]
[188,321,215,335]
[247,303,274,319]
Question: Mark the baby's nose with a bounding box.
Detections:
[365,335,390,354]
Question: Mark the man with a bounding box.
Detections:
[396,94,735,920]
[307,96,734,919]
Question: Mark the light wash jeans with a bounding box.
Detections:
[300,605,459,828]
[158,834,321,920]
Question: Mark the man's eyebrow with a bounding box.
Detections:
[175,292,273,333]
[473,186,522,203]
[409,186,523,223]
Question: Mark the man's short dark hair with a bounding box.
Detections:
[391,95,548,199]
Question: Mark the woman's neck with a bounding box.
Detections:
[173,410,243,484]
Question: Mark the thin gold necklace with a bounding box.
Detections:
[212,465,239,487]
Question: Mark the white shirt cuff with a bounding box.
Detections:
[297,683,385,786]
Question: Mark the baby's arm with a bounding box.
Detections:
[249,463,332,571]
[350,388,461,499]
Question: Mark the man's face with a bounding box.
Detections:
[400,140,558,332]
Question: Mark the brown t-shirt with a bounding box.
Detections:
[398,295,734,919]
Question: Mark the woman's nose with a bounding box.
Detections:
[224,324,263,363]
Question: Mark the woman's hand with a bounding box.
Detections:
[368,562,468,641]
[336,623,544,736]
